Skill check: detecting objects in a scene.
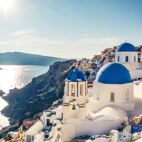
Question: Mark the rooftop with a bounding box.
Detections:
[25,120,44,135]
[95,63,132,84]
[117,42,137,52]
[67,68,86,81]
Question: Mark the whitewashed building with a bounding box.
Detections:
[25,120,44,142]
[92,62,135,112]
[63,68,88,121]
[61,65,131,141]
[115,42,142,79]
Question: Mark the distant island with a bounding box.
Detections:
[0,52,65,66]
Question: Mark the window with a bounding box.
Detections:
[26,135,31,142]
[71,84,75,96]
[138,53,141,62]
[32,136,34,141]
[46,119,50,126]
[125,56,129,62]
[110,92,115,102]
[80,84,83,96]
[118,56,120,62]
[134,56,136,62]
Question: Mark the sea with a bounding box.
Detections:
[0,65,49,129]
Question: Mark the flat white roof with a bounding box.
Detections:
[25,120,44,135]
[135,138,142,142]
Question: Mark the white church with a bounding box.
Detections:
[115,42,142,79]
[61,42,142,141]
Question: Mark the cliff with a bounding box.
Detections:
[2,59,76,124]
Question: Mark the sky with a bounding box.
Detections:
[0,0,142,59]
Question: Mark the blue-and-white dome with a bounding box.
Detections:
[96,63,132,84]
[67,68,86,81]
[117,42,136,52]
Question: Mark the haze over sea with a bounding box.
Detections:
[0,65,49,129]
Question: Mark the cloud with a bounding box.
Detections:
[11,30,35,38]
[0,30,125,58]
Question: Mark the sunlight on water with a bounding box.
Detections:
[0,65,17,93]
[0,113,9,130]
[0,97,9,129]
[0,65,49,128]
[0,65,49,93]
[0,97,8,111]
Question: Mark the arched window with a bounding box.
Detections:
[110,92,115,102]
[118,56,120,62]
[125,56,129,62]
[80,84,83,96]
[71,84,75,96]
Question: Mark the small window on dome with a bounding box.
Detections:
[118,56,120,62]
[125,56,129,62]
[110,92,115,102]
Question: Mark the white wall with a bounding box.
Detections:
[110,130,119,142]
[89,138,109,142]
[115,52,142,79]
[115,52,138,64]
[90,82,135,112]
[61,118,122,141]
[88,87,94,97]
[123,63,137,80]
[115,51,138,79]
[63,103,88,122]
[34,132,44,142]
[136,69,142,79]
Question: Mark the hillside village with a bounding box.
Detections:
[2,43,142,142]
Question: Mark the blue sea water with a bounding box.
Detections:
[0,65,49,129]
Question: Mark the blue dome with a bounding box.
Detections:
[67,68,86,81]
[117,43,136,52]
[96,63,132,84]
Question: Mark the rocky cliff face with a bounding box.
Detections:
[2,60,76,124]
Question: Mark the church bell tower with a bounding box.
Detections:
[63,68,88,122]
